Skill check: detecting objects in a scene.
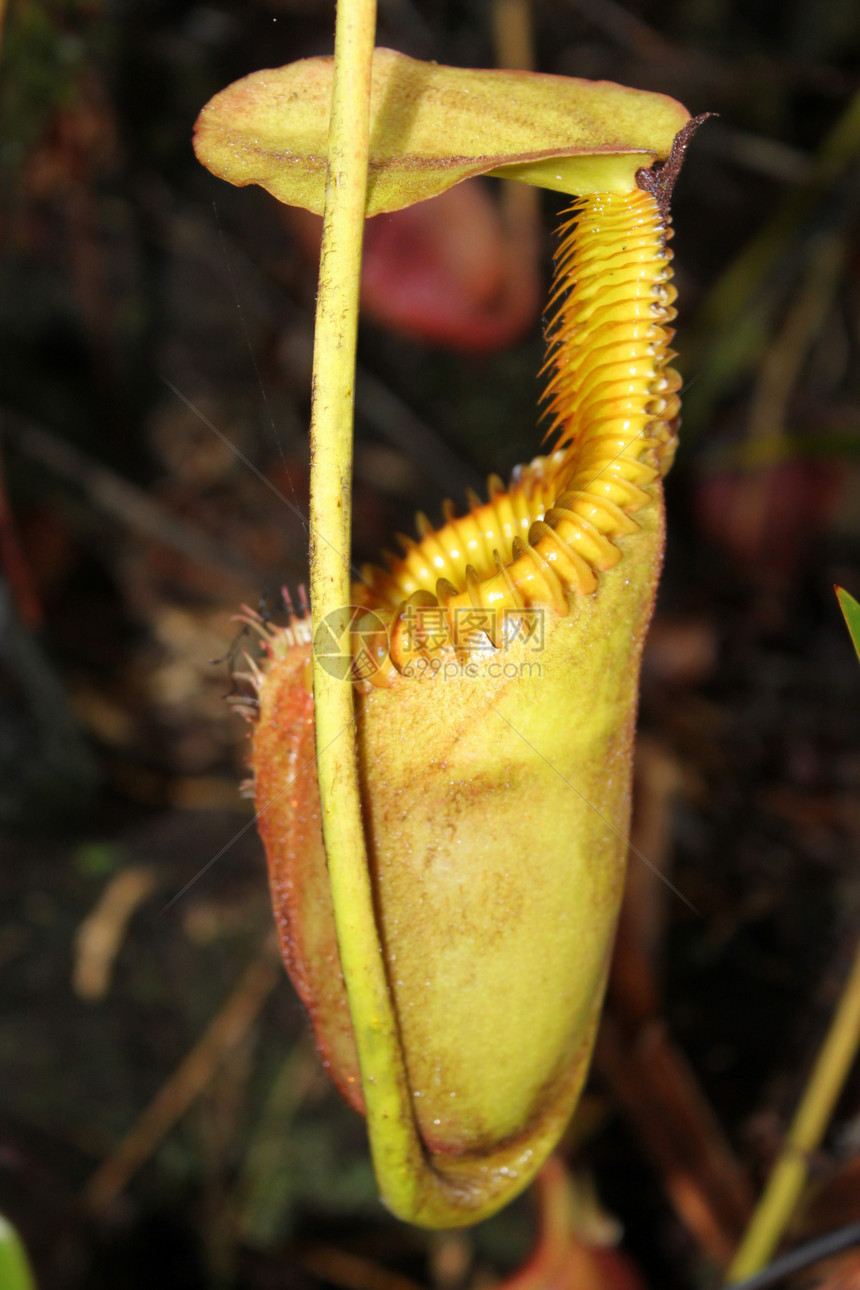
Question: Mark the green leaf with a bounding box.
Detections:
[193,47,689,217]
[836,586,860,666]
[0,1215,37,1290]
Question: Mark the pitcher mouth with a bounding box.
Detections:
[341,190,680,684]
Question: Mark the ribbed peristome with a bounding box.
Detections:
[350,187,681,685]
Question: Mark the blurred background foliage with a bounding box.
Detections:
[1,1,860,1287]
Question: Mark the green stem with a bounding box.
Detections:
[307,0,459,1226]
[728,938,860,1281]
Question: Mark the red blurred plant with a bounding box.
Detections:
[502,1158,647,1290]
[286,176,541,351]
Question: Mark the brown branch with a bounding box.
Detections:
[83,938,281,1215]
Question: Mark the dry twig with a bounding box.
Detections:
[83,936,282,1214]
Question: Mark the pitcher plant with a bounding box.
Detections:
[195,42,699,1227]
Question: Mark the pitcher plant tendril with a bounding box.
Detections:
[195,50,701,1227]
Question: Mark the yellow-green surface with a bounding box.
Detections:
[254,479,665,1225]
[193,47,689,215]
[354,490,663,1215]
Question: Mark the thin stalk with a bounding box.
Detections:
[307,0,455,1225]
[728,938,860,1281]
[491,0,542,269]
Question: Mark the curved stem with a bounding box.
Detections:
[307,0,460,1226]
